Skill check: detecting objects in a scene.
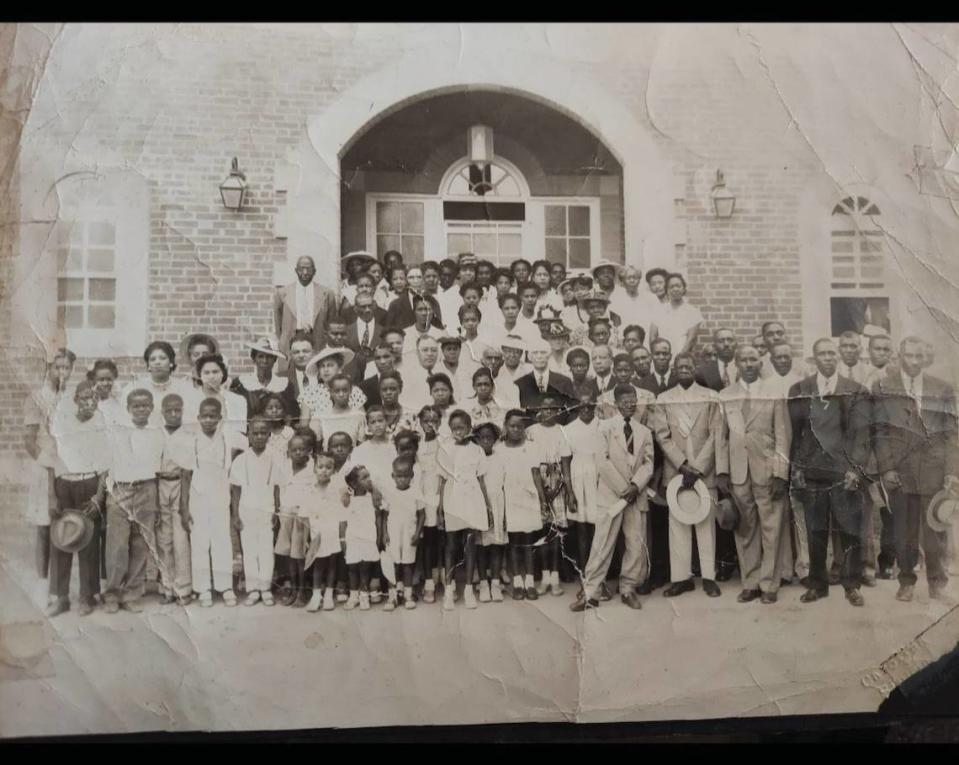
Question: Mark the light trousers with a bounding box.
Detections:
[730,479,787,594]
[104,481,158,604]
[581,500,648,599]
[240,513,275,593]
[156,478,193,598]
[669,490,716,582]
[189,485,234,594]
[789,492,810,578]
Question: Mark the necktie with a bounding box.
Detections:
[659,375,666,391]
[722,363,730,387]
[742,383,752,422]
[538,375,546,393]
[624,417,634,455]
[361,322,370,348]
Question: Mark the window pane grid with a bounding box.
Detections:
[56,220,117,330]
[374,200,425,263]
[829,196,889,336]
[544,204,591,269]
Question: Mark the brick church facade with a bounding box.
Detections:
[2,23,958,524]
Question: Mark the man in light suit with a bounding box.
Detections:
[651,352,723,598]
[874,336,959,603]
[274,256,343,375]
[717,344,791,604]
[570,383,655,611]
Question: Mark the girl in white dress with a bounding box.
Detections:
[473,421,506,603]
[413,406,443,602]
[436,410,493,611]
[564,395,603,578]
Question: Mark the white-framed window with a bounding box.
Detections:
[369,197,427,263]
[829,195,891,339]
[445,221,524,267]
[543,202,595,270]
[46,171,149,357]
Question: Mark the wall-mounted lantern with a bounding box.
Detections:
[219,157,248,211]
[710,169,736,219]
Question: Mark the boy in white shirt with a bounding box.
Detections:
[377,455,426,610]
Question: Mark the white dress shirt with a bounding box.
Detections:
[718,359,737,387]
[594,371,614,392]
[816,371,838,398]
[902,370,923,401]
[295,281,315,331]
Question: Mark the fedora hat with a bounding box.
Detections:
[590,259,623,278]
[715,497,739,532]
[245,335,285,359]
[51,510,95,554]
[666,475,711,526]
[305,346,355,378]
[500,334,528,353]
[341,251,377,269]
[179,332,219,361]
[926,489,959,533]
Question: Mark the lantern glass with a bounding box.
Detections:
[469,125,494,165]
[220,176,246,211]
[712,192,735,219]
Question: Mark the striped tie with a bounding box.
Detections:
[624,417,634,455]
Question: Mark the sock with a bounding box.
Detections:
[513,575,523,589]
[404,585,413,599]
[425,578,435,591]
[541,569,551,582]
[550,570,560,586]
[491,577,501,586]
[524,574,535,588]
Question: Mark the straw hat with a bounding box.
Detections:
[305,346,355,378]
[51,510,96,554]
[665,475,711,526]
[926,489,959,533]
[245,335,285,359]
[591,259,623,278]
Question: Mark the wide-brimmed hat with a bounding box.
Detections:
[715,497,739,531]
[666,475,711,526]
[341,251,377,270]
[178,332,219,361]
[438,335,463,347]
[926,489,959,532]
[539,320,571,339]
[305,346,355,378]
[51,510,95,554]
[591,259,623,278]
[500,334,528,353]
[245,335,285,359]
[582,289,611,305]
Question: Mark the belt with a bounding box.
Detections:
[113,478,156,487]
[157,472,181,481]
[59,472,98,482]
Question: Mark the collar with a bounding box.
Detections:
[902,369,923,390]
[816,372,838,392]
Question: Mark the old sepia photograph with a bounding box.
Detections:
[2,21,959,739]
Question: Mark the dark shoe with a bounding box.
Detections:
[291,591,310,608]
[512,586,525,601]
[45,599,70,618]
[569,595,599,612]
[702,579,721,597]
[780,578,792,588]
[877,567,895,580]
[716,565,736,582]
[760,591,778,605]
[845,588,865,607]
[800,588,828,603]
[104,600,120,614]
[621,591,643,610]
[160,593,177,605]
[177,594,193,607]
[77,600,95,617]
[636,581,654,595]
[525,586,539,601]
[862,574,877,588]
[663,580,695,598]
[281,588,298,607]
[828,570,841,586]
[737,588,761,603]
[895,584,915,602]
[599,582,613,602]
[120,600,143,614]
[799,576,812,589]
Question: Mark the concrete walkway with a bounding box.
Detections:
[2,541,956,738]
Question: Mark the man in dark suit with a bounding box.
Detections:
[788,337,872,607]
[637,338,677,396]
[695,327,738,391]
[273,256,344,375]
[340,274,387,325]
[280,331,315,422]
[692,328,741,583]
[344,294,383,384]
[384,265,444,331]
[873,336,959,603]
[514,338,577,424]
[358,343,396,408]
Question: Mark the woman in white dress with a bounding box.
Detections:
[649,272,703,356]
[299,346,367,440]
[564,395,603,586]
[186,353,248,436]
[124,340,194,426]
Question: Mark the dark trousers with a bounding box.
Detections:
[796,483,863,592]
[49,476,102,604]
[647,503,670,587]
[891,490,947,588]
[878,504,897,571]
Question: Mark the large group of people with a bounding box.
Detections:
[25,248,959,618]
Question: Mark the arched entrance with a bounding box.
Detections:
[283,45,674,287]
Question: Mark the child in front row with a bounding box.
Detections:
[473,421,507,603]
[277,434,315,607]
[229,416,288,606]
[414,406,443,602]
[376,455,425,611]
[326,431,356,603]
[302,452,344,612]
[341,465,382,611]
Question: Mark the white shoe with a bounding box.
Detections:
[306,591,322,612]
[550,581,565,597]
[359,591,371,611]
[464,586,478,609]
[199,591,214,608]
[261,591,275,606]
[423,580,436,603]
[536,575,550,596]
[384,591,397,612]
[478,580,491,603]
[244,591,261,607]
[443,589,455,611]
[490,580,504,602]
[322,588,335,611]
[344,591,359,610]
[370,590,383,604]
[222,590,238,607]
[336,589,349,603]
[404,588,416,609]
